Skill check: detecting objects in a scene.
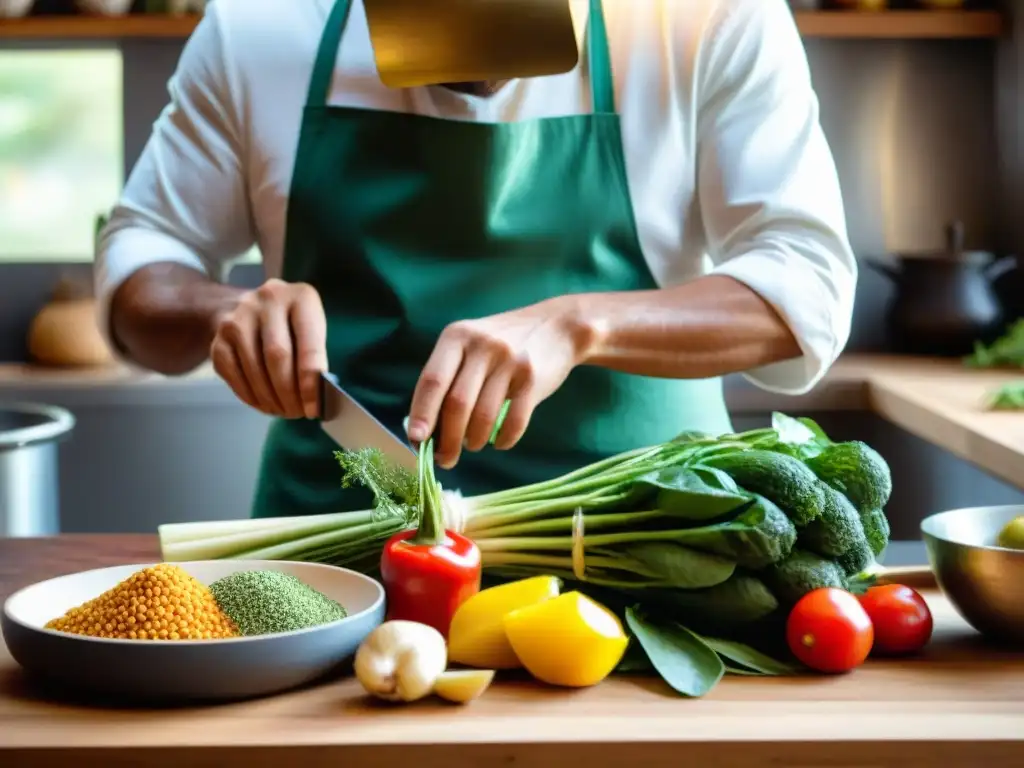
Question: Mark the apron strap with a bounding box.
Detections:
[306,0,616,114]
[587,0,616,114]
[306,0,355,108]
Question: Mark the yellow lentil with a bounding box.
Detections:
[45,563,240,641]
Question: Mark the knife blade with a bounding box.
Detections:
[319,372,419,473]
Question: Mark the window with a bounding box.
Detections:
[0,49,123,261]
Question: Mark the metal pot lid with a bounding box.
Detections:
[0,403,75,451]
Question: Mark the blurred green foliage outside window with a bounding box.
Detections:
[0,50,123,261]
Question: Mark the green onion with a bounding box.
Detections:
[158,426,777,590]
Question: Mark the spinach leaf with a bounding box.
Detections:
[987,381,1024,411]
[698,636,799,676]
[640,466,752,521]
[797,416,832,444]
[620,542,736,589]
[771,412,829,460]
[723,664,764,676]
[772,412,817,445]
[671,495,795,571]
[625,606,725,697]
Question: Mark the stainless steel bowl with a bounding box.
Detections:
[921,505,1024,644]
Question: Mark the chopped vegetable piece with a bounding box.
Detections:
[503,591,629,688]
[447,576,560,670]
[433,669,496,704]
[986,381,1024,410]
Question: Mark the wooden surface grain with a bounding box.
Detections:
[1,536,1023,767]
[862,358,1024,492]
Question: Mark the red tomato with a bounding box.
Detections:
[786,588,874,674]
[857,584,933,656]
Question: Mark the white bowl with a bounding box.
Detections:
[1,560,385,703]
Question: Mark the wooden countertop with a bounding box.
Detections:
[828,357,1024,491]
[2,536,1023,767]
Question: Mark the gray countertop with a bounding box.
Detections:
[0,361,868,412]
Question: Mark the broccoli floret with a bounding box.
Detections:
[860,507,891,557]
[765,549,845,606]
[837,537,875,577]
[674,494,796,570]
[798,483,864,557]
[807,441,892,511]
[704,449,826,526]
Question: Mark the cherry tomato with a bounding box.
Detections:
[786,588,874,674]
[857,584,933,656]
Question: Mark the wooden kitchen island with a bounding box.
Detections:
[2,536,1023,767]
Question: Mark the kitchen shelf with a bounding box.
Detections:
[796,10,1006,39]
[0,10,1009,40]
[0,14,198,39]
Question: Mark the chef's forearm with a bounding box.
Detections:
[108,263,244,376]
[569,275,802,379]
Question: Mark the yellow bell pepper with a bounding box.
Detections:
[447,576,560,669]
[503,591,628,688]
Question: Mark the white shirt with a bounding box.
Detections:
[95,0,856,394]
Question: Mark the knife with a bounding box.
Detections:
[319,372,419,473]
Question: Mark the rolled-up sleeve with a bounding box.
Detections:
[94,2,255,358]
[695,0,856,394]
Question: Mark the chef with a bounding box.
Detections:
[95,0,856,518]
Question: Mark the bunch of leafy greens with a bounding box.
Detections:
[986,381,1024,411]
[965,319,1024,369]
[961,321,1024,409]
[157,412,893,698]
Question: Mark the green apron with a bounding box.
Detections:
[251,0,732,519]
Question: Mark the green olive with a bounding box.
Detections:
[996,516,1024,550]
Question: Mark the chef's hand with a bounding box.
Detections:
[406,298,593,469]
[210,278,328,420]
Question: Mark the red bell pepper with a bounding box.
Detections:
[380,439,481,637]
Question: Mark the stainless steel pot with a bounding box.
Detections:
[0,403,75,537]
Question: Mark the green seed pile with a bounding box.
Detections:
[209,570,348,636]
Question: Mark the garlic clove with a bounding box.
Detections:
[433,669,496,704]
[354,620,448,703]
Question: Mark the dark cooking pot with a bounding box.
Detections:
[869,222,1016,357]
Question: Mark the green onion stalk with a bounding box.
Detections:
[158,426,780,587]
